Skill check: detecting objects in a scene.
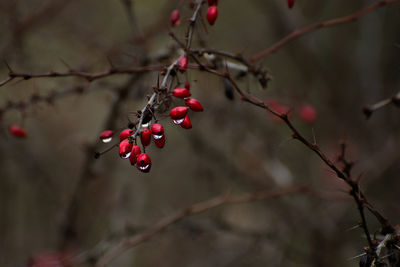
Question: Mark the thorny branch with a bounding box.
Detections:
[0,64,165,88]
[206,71,394,253]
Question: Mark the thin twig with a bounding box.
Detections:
[0,65,166,88]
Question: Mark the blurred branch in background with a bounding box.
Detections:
[94,185,308,267]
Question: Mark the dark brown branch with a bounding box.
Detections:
[0,64,166,88]
[250,0,400,63]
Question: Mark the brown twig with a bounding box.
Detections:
[0,64,166,88]
[94,185,308,267]
[250,0,400,63]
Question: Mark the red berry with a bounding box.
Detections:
[170,9,180,26]
[185,98,204,111]
[208,0,218,6]
[299,104,317,124]
[184,82,190,90]
[177,56,188,72]
[129,145,142,165]
[99,130,114,143]
[119,139,133,159]
[173,88,191,98]
[154,135,166,148]
[287,0,295,9]
[137,153,152,173]
[180,115,192,129]
[151,123,165,142]
[206,6,218,25]
[170,106,188,120]
[119,129,133,141]
[9,125,27,138]
[140,128,151,146]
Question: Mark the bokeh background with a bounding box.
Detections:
[1,0,400,266]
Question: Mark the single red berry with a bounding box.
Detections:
[299,103,317,124]
[137,153,152,173]
[170,106,189,120]
[140,128,151,146]
[185,98,204,111]
[119,139,133,159]
[119,129,133,141]
[9,124,27,138]
[208,0,218,6]
[177,56,188,72]
[180,115,192,129]
[151,123,165,140]
[129,145,142,165]
[206,6,218,25]
[154,135,166,148]
[99,130,114,143]
[184,82,190,90]
[173,88,191,98]
[170,9,180,26]
[287,0,295,9]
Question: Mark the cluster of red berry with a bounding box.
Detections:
[170,0,219,27]
[99,81,204,173]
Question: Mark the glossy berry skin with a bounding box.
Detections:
[177,56,188,72]
[185,98,204,111]
[136,153,152,173]
[180,115,192,129]
[100,130,113,139]
[119,139,133,159]
[151,123,165,137]
[119,129,133,141]
[154,135,166,148]
[129,145,142,165]
[287,0,295,9]
[9,125,27,138]
[99,130,114,143]
[140,128,151,146]
[173,88,191,98]
[170,106,189,120]
[208,0,218,6]
[170,9,180,26]
[299,104,317,124]
[206,6,218,25]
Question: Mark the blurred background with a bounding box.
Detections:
[0,0,400,266]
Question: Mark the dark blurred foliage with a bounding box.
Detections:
[0,0,400,266]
